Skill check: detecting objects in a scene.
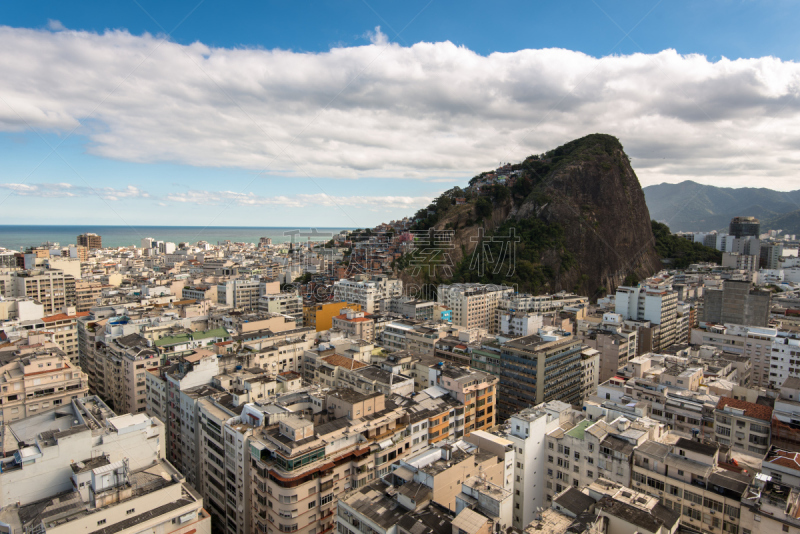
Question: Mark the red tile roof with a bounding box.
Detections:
[321,354,368,370]
[716,397,773,422]
[41,311,90,322]
[766,449,800,472]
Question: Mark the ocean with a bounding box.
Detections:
[0,225,354,251]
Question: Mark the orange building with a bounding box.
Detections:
[303,301,361,331]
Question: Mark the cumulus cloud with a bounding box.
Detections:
[0,182,149,200]
[1,25,800,187]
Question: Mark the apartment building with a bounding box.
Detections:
[771,378,800,450]
[713,397,772,456]
[741,475,800,534]
[40,309,89,366]
[703,279,771,328]
[0,395,208,534]
[154,327,230,358]
[501,401,572,530]
[496,330,584,420]
[631,437,751,534]
[303,301,361,331]
[438,283,514,333]
[581,347,600,400]
[332,275,402,313]
[332,309,375,342]
[259,291,304,325]
[583,328,638,384]
[14,269,76,315]
[182,284,218,302]
[249,390,410,534]
[497,292,589,315]
[545,416,657,504]
[388,296,434,320]
[597,357,717,439]
[93,333,162,414]
[76,232,102,249]
[0,344,89,423]
[615,285,678,351]
[0,395,165,508]
[769,336,800,388]
[218,277,262,310]
[74,280,103,311]
[690,324,777,388]
[429,363,499,436]
[381,319,450,355]
[498,310,544,338]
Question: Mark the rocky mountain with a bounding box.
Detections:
[395,134,663,298]
[643,181,800,232]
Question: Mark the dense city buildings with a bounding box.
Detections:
[2,220,799,534]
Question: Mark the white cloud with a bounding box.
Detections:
[0,181,432,211]
[1,25,800,188]
[165,189,433,210]
[0,182,149,200]
[46,20,65,32]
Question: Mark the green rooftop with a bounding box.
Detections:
[566,419,592,440]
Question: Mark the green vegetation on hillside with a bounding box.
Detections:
[651,220,722,268]
[448,217,571,293]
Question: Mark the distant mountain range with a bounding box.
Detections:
[643,181,800,233]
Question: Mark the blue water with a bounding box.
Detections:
[0,225,354,250]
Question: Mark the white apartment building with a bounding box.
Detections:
[497,292,589,314]
[218,278,262,310]
[258,291,304,325]
[690,324,777,387]
[438,283,514,333]
[615,285,678,351]
[769,336,800,388]
[0,396,165,508]
[498,310,543,338]
[713,397,772,456]
[333,275,402,313]
[13,269,76,315]
[545,416,655,504]
[501,401,572,531]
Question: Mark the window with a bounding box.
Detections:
[97,520,107,526]
[683,506,702,521]
[320,494,333,505]
[684,490,703,505]
[704,497,723,513]
[126,508,135,515]
[587,470,593,478]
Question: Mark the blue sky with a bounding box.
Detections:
[1,0,799,228]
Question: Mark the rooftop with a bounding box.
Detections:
[716,396,773,421]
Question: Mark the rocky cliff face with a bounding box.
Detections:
[399,134,662,298]
[512,134,663,295]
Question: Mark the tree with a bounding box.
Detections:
[475,198,493,219]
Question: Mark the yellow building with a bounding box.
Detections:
[303,301,361,331]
